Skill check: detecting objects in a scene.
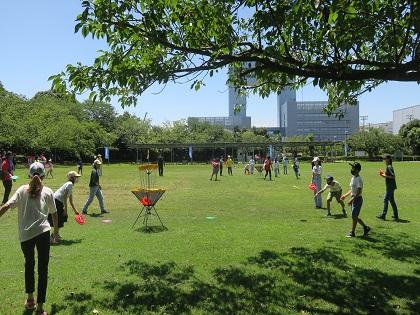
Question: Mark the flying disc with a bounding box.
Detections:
[308,183,317,191]
[74,214,85,225]
[206,216,216,220]
[102,219,112,224]
[11,175,19,181]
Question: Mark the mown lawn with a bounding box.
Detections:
[0,161,419,314]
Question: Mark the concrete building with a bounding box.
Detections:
[369,121,393,134]
[278,88,359,141]
[393,104,420,134]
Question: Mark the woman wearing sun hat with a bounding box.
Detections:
[48,171,82,243]
[0,162,58,315]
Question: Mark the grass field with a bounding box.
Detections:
[0,162,419,314]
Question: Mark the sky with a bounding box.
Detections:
[1,0,420,127]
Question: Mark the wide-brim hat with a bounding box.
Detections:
[312,156,320,162]
[67,171,82,180]
[29,162,45,177]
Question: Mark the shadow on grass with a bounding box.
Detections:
[58,235,420,315]
[51,239,83,246]
[134,225,168,233]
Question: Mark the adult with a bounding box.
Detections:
[77,158,83,175]
[249,157,255,175]
[2,151,14,205]
[293,157,300,179]
[0,162,58,315]
[311,157,323,209]
[81,160,109,215]
[226,155,234,175]
[48,171,81,242]
[377,154,399,220]
[219,156,224,176]
[264,156,273,180]
[210,158,220,181]
[273,157,280,177]
[282,155,289,175]
[157,154,164,176]
[44,159,54,179]
[95,154,103,176]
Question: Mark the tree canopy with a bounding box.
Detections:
[51,0,420,113]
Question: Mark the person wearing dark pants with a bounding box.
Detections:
[21,231,51,308]
[219,157,224,176]
[377,154,399,220]
[0,162,59,315]
[157,154,164,176]
[2,151,14,204]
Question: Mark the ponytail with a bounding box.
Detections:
[28,175,43,198]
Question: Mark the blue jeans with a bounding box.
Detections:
[383,189,398,217]
[313,176,322,208]
[82,186,107,213]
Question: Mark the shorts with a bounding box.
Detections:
[212,168,219,175]
[48,199,68,228]
[327,191,342,202]
[351,196,363,219]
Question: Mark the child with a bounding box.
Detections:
[315,175,347,217]
[249,157,255,175]
[48,171,81,243]
[341,162,371,238]
[77,158,83,175]
[311,157,322,208]
[244,163,250,175]
[263,156,272,180]
[282,155,288,175]
[210,158,220,181]
[273,157,280,177]
[45,159,54,179]
[293,157,300,179]
[377,154,399,220]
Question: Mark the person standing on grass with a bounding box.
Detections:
[95,154,103,176]
[219,156,224,176]
[44,159,54,179]
[226,155,234,175]
[209,158,220,181]
[77,158,83,175]
[376,154,399,220]
[48,171,81,243]
[81,160,110,215]
[311,157,323,209]
[249,157,255,175]
[263,156,272,180]
[273,157,280,177]
[2,151,14,205]
[0,162,59,315]
[293,157,300,179]
[282,155,289,175]
[315,176,347,217]
[341,162,371,238]
[157,154,164,176]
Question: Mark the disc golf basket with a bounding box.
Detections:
[131,164,166,229]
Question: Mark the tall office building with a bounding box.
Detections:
[278,89,359,141]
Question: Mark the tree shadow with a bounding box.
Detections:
[60,236,420,315]
[348,231,420,263]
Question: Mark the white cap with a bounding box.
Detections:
[312,156,320,162]
[29,162,45,177]
[67,171,81,180]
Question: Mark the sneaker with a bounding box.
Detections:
[342,210,347,217]
[82,210,88,215]
[392,215,399,220]
[25,298,36,310]
[376,214,386,220]
[363,226,371,236]
[101,209,110,214]
[346,232,356,238]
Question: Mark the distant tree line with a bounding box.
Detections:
[0,83,281,162]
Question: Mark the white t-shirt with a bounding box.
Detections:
[350,176,363,197]
[249,159,255,166]
[6,185,57,242]
[54,181,73,203]
[312,165,322,176]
